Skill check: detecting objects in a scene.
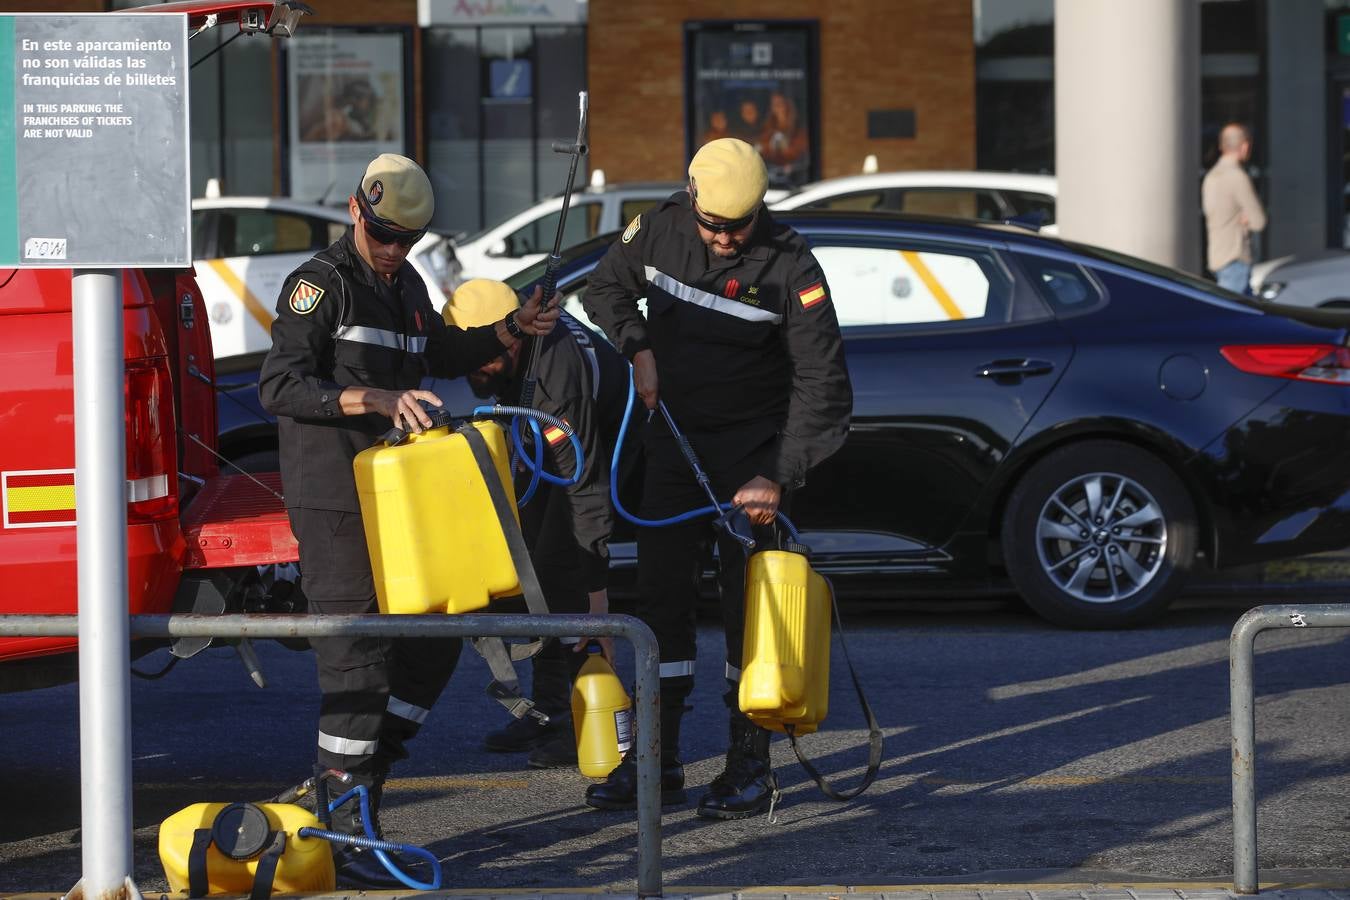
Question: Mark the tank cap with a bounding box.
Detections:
[211,802,272,860]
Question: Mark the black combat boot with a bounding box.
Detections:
[696,715,779,820]
[584,703,687,810]
[483,654,572,752]
[331,771,406,890]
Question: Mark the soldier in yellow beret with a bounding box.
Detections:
[259,154,560,887]
[581,138,852,818]
[445,279,632,768]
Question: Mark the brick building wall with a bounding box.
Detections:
[588,0,975,184]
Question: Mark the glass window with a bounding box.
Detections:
[482,28,537,230]
[804,190,887,212]
[215,210,336,258]
[503,198,599,256]
[1002,190,1057,226]
[191,211,212,260]
[1016,254,1101,313]
[426,28,482,236]
[894,188,1004,221]
[620,198,662,225]
[811,243,1012,328]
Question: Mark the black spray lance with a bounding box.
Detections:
[519,90,589,411]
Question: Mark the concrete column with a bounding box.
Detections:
[1055,0,1200,272]
[1265,0,1326,258]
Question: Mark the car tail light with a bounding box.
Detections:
[1220,344,1350,384]
[125,358,178,523]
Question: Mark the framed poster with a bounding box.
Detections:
[284,28,412,203]
[684,20,820,189]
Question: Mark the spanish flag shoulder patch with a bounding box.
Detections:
[797,281,828,310]
[543,419,571,447]
[288,279,325,315]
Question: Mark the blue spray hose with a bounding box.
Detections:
[472,404,585,507]
[296,784,442,891]
[609,374,800,541]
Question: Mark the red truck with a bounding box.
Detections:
[0,1,305,692]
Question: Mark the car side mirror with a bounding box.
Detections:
[486,238,510,258]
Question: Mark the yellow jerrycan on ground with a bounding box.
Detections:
[354,415,520,614]
[159,801,335,896]
[738,546,832,734]
[572,643,634,777]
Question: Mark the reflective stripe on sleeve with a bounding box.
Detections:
[645,267,783,324]
[386,696,430,725]
[318,731,379,756]
[725,662,741,682]
[334,325,426,353]
[659,660,695,678]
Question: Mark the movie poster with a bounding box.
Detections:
[686,22,819,189]
[287,31,407,203]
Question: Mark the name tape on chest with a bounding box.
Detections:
[288,279,326,315]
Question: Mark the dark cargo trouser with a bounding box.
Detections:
[634,428,781,732]
[288,507,462,777]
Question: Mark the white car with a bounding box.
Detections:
[769,170,1058,235]
[191,196,460,359]
[1250,251,1350,309]
[451,182,686,283]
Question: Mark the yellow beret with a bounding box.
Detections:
[444,278,520,330]
[688,138,768,219]
[360,153,434,230]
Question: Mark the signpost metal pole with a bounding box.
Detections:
[72,269,136,899]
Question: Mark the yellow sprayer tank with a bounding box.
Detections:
[354,420,520,614]
[159,802,335,895]
[738,548,831,734]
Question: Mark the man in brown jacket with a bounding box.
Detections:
[1202,123,1266,294]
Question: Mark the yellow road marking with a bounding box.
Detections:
[205,258,274,334]
[902,249,964,320]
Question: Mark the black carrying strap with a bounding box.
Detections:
[186,826,285,900]
[459,423,554,720]
[784,575,884,801]
[249,831,287,900]
[188,828,213,898]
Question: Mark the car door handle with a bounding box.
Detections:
[974,358,1056,379]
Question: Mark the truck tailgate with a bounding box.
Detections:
[181,473,298,568]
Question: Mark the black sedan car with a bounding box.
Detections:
[218,211,1350,629]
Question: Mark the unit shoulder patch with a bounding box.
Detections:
[797,281,828,310]
[288,279,325,315]
[621,215,642,244]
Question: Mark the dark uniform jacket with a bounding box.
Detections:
[504,312,628,591]
[583,191,852,488]
[259,229,503,512]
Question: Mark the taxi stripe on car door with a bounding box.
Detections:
[901,250,965,321]
[206,259,275,333]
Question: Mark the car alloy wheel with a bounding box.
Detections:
[1001,439,1196,629]
[1034,473,1166,604]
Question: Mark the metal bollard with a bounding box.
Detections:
[1229,603,1350,894]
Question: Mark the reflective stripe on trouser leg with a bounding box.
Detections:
[378,635,463,767]
[636,520,704,710]
[288,506,390,774]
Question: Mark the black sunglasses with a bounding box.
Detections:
[356,190,425,248]
[691,205,756,234]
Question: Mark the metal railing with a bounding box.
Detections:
[0,612,664,898]
[1230,603,1350,894]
